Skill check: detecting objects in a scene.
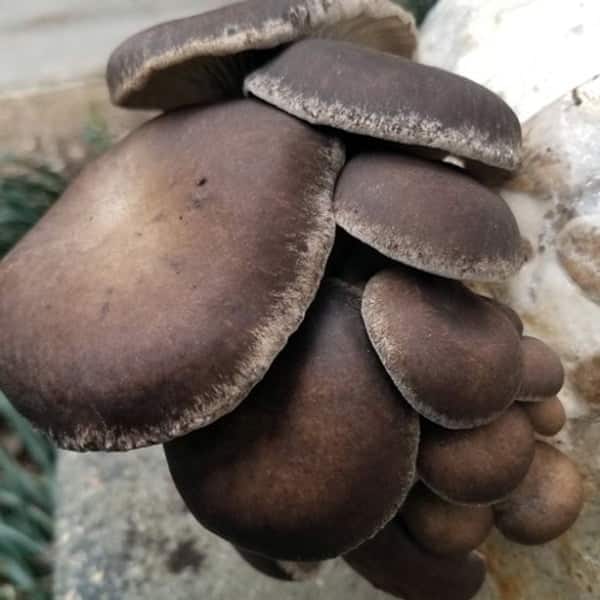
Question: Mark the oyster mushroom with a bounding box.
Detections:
[0,2,586,596]
[164,280,419,561]
[108,0,416,110]
[494,441,584,545]
[401,483,494,556]
[518,336,565,401]
[0,100,344,450]
[522,396,567,437]
[334,152,523,281]
[344,518,486,600]
[362,267,523,428]
[245,38,521,169]
[418,405,536,505]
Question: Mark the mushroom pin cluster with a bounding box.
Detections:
[0,1,584,598]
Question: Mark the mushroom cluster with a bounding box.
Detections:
[0,1,584,599]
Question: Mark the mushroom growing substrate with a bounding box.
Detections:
[0,1,584,599]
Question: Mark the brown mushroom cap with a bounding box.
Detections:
[362,268,523,429]
[108,0,416,110]
[164,280,419,561]
[344,518,486,600]
[518,336,565,401]
[482,297,524,335]
[245,38,522,170]
[235,547,323,581]
[401,483,494,556]
[418,405,536,505]
[334,153,523,281]
[522,396,567,437]
[0,99,344,451]
[494,441,584,545]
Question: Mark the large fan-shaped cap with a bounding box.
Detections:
[0,99,344,451]
[334,153,523,281]
[245,38,522,170]
[362,268,523,428]
[108,0,416,110]
[344,519,486,600]
[165,280,419,561]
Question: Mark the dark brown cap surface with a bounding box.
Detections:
[418,406,536,505]
[245,38,522,170]
[344,519,486,600]
[108,0,416,110]
[334,153,523,281]
[362,268,523,428]
[518,336,565,400]
[165,280,419,561]
[522,397,566,437]
[495,441,584,545]
[0,100,343,451]
[401,483,493,556]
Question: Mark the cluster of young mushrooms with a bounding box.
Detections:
[0,1,585,598]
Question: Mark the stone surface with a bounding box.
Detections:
[419,0,600,122]
[53,448,395,600]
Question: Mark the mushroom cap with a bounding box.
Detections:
[495,441,584,545]
[418,405,536,505]
[522,396,567,437]
[344,519,486,600]
[334,153,523,281]
[401,483,493,556]
[108,0,416,110]
[245,38,522,170]
[164,280,419,561]
[518,336,565,401]
[235,547,323,581]
[482,297,524,336]
[0,99,344,451]
[362,268,523,429]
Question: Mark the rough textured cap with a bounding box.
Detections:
[245,38,522,170]
[494,441,584,545]
[235,547,323,581]
[401,483,493,556]
[0,99,344,451]
[362,268,523,428]
[334,153,523,281]
[518,336,565,401]
[522,396,566,437]
[418,405,536,505]
[164,280,419,561]
[344,519,486,600]
[108,0,416,110]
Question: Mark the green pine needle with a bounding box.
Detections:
[0,162,62,599]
